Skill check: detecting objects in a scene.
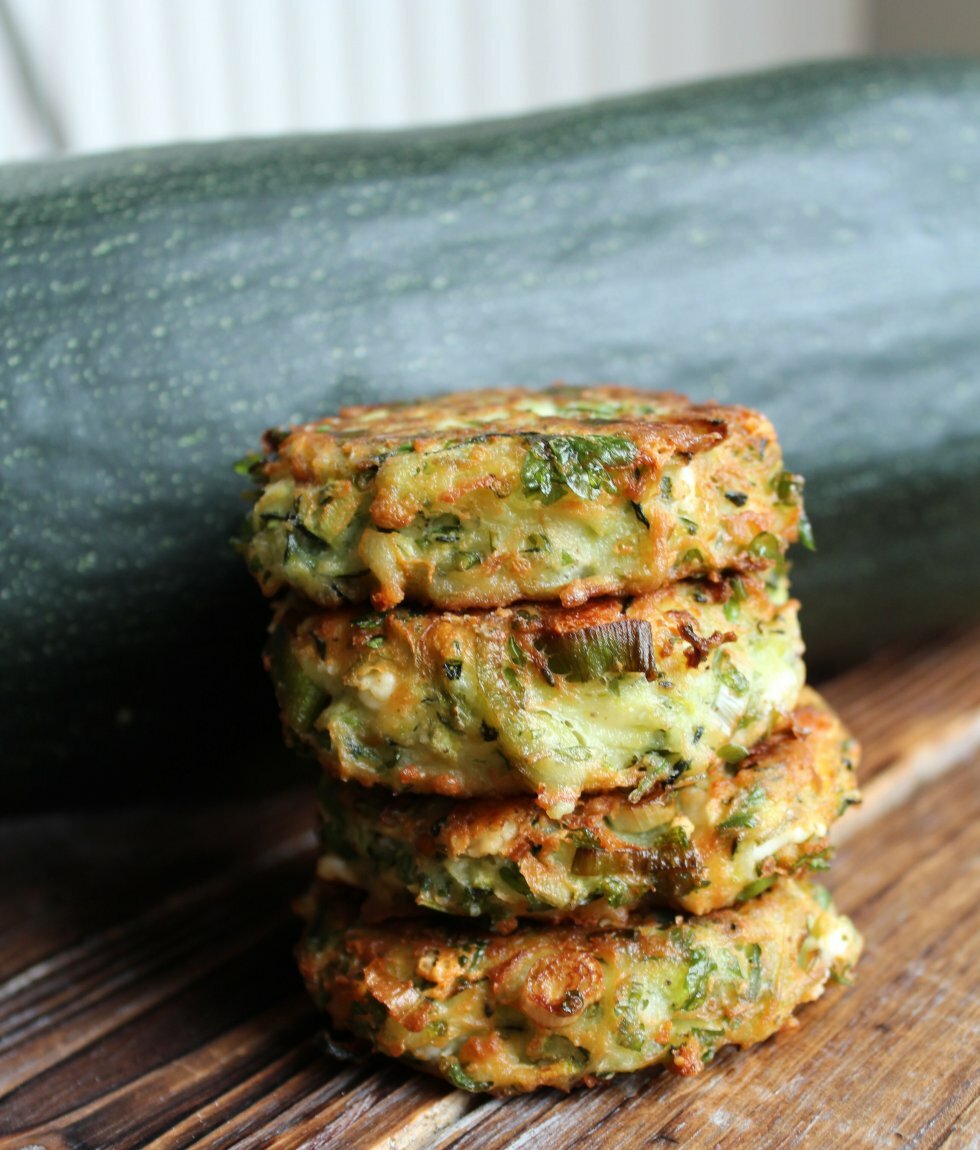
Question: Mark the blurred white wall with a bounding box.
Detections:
[0,0,874,162]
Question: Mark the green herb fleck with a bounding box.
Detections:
[715,651,750,695]
[233,452,263,477]
[614,983,648,1051]
[745,942,763,999]
[774,470,804,505]
[718,743,750,764]
[749,532,781,560]
[723,576,747,622]
[499,860,532,896]
[737,875,778,901]
[454,550,483,570]
[571,828,601,849]
[682,948,717,1010]
[422,514,463,546]
[599,876,631,908]
[542,1035,590,1067]
[284,523,330,568]
[444,1061,492,1093]
[521,532,552,554]
[507,635,527,666]
[718,784,766,831]
[521,434,637,502]
[353,465,378,490]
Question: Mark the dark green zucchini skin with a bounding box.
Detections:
[2,59,978,805]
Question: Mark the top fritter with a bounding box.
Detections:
[240,386,806,611]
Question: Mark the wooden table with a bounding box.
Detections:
[2,628,978,1150]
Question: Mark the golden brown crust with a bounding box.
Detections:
[269,573,804,810]
[316,689,860,921]
[241,386,804,611]
[297,878,862,1093]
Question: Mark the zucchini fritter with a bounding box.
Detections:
[297,878,860,1094]
[268,573,803,814]
[316,690,859,922]
[242,386,805,611]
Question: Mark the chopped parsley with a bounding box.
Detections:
[682,947,717,1010]
[718,784,766,831]
[521,434,637,502]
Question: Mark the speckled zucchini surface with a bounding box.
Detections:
[5,61,979,803]
[297,877,861,1094]
[315,689,858,922]
[267,572,803,812]
[241,386,803,611]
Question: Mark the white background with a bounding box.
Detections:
[0,0,977,162]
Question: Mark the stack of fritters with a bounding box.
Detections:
[241,385,862,1094]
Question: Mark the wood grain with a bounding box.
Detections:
[1,625,978,1150]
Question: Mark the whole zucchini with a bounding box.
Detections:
[2,59,978,805]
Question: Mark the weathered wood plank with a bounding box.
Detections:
[820,623,980,782]
[0,854,313,1099]
[938,1094,980,1150]
[0,626,977,1150]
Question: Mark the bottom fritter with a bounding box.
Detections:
[297,878,861,1094]
[316,688,860,923]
